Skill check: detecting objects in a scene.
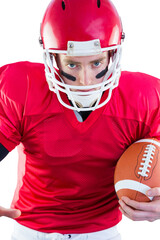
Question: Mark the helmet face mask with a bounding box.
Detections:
[40,0,125,111]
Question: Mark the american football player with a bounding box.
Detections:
[0,0,160,240]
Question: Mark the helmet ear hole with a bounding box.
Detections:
[97,0,101,8]
[62,1,65,10]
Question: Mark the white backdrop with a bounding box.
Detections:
[0,0,160,239]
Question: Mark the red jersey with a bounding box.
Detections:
[0,62,160,233]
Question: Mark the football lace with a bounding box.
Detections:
[138,144,156,177]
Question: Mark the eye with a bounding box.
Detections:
[68,63,76,69]
[93,61,101,67]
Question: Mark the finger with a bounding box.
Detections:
[0,206,21,219]
[119,205,157,221]
[121,196,156,212]
[119,206,135,221]
[119,200,157,221]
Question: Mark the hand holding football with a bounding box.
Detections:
[114,138,160,202]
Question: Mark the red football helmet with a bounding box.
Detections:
[40,0,125,111]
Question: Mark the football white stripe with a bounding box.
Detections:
[115,180,153,200]
[135,138,160,147]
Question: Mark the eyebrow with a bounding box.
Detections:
[63,59,81,65]
[63,57,106,65]
[90,57,106,64]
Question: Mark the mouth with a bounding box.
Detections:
[71,87,100,93]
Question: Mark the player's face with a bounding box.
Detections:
[56,52,109,88]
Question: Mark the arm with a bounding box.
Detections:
[118,73,160,221]
[0,143,21,218]
[0,63,28,219]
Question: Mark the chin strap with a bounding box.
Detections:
[70,92,99,108]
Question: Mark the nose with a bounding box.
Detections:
[79,68,92,86]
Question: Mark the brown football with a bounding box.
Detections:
[114,138,160,202]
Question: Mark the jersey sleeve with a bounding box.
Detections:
[145,87,160,141]
[123,72,160,141]
[116,72,160,142]
[0,63,28,151]
[140,74,160,141]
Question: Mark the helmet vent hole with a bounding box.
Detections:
[62,1,65,10]
[97,0,101,8]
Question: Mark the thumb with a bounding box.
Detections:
[147,187,160,198]
[0,206,21,219]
